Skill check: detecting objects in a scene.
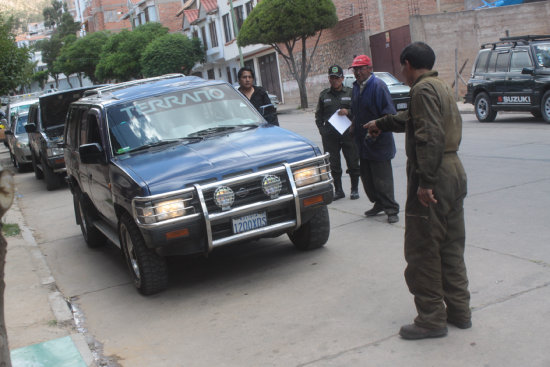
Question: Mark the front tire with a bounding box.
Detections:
[31,153,44,180]
[119,213,168,295]
[474,92,497,122]
[42,157,62,190]
[541,91,550,123]
[288,206,330,251]
[76,193,105,248]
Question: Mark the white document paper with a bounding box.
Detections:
[328,109,352,135]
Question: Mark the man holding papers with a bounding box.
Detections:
[315,65,360,200]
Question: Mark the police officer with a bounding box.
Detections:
[315,65,360,200]
[366,42,471,340]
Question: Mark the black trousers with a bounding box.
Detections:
[359,158,399,214]
[322,133,360,180]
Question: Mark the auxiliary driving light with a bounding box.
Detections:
[261,175,282,199]
[214,186,234,211]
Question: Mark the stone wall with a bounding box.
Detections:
[410,1,550,97]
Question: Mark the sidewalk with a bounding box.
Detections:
[2,176,95,366]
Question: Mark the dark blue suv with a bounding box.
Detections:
[64,74,333,294]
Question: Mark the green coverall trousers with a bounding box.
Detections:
[404,153,471,329]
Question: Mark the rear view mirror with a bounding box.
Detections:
[24,123,37,133]
[521,67,534,75]
[79,143,107,164]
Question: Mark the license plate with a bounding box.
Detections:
[232,212,267,234]
[396,103,408,110]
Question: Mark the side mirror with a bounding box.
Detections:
[24,123,37,133]
[79,143,107,164]
[259,104,276,117]
[521,67,534,75]
[4,130,12,135]
[0,118,7,125]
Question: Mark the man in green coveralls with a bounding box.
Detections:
[315,65,360,200]
[365,42,471,340]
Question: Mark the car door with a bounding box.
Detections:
[505,48,535,109]
[82,108,117,225]
[487,49,510,107]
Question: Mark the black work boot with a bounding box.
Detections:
[350,175,359,200]
[333,177,345,200]
[399,324,448,340]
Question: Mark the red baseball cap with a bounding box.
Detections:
[350,55,372,68]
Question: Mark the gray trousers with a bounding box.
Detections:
[359,158,399,214]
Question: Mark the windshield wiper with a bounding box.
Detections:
[126,138,202,153]
[187,126,238,137]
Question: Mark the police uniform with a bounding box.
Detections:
[376,70,471,330]
[315,66,360,200]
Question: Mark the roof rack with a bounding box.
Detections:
[85,74,185,99]
[481,35,550,50]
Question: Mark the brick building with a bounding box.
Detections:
[83,0,131,33]
[122,0,182,32]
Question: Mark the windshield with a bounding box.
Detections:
[533,43,550,68]
[10,103,32,117]
[15,114,28,134]
[107,84,262,155]
[375,72,401,86]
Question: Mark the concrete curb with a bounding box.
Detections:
[6,195,98,367]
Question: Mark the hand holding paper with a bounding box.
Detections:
[328,109,352,135]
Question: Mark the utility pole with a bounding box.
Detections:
[229,0,244,67]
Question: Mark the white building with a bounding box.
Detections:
[178,0,283,102]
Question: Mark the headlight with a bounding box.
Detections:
[262,175,282,199]
[213,186,234,211]
[293,166,321,187]
[16,141,28,149]
[138,199,187,224]
[47,147,64,157]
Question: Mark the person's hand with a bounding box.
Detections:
[417,187,437,207]
[363,120,381,137]
[338,108,348,116]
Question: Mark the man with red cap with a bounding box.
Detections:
[350,55,400,223]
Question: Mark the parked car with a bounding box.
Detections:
[64,74,333,295]
[3,98,38,147]
[465,35,550,122]
[25,86,103,190]
[343,72,411,111]
[5,112,31,172]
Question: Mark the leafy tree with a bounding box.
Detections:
[57,31,109,84]
[141,34,204,77]
[32,70,50,90]
[0,13,30,95]
[54,34,77,87]
[96,23,168,82]
[35,36,63,87]
[43,0,64,28]
[238,0,338,108]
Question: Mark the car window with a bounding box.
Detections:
[86,114,101,145]
[495,52,510,72]
[510,50,533,72]
[106,84,261,155]
[66,107,84,149]
[15,114,28,134]
[474,50,490,73]
[487,51,498,72]
[533,43,550,68]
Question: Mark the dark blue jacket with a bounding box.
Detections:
[352,75,396,161]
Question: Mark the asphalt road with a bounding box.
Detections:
[6,110,550,366]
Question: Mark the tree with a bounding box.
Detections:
[141,34,204,77]
[42,0,64,28]
[96,23,168,82]
[0,13,30,95]
[32,70,49,90]
[57,31,109,84]
[238,0,338,108]
[35,36,63,87]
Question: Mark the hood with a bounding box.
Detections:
[387,84,410,95]
[114,125,318,195]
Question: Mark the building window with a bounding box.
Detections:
[201,26,208,50]
[245,1,253,16]
[226,67,232,84]
[139,12,146,25]
[222,14,232,42]
[207,69,215,79]
[145,6,158,22]
[234,5,244,32]
[209,21,218,48]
